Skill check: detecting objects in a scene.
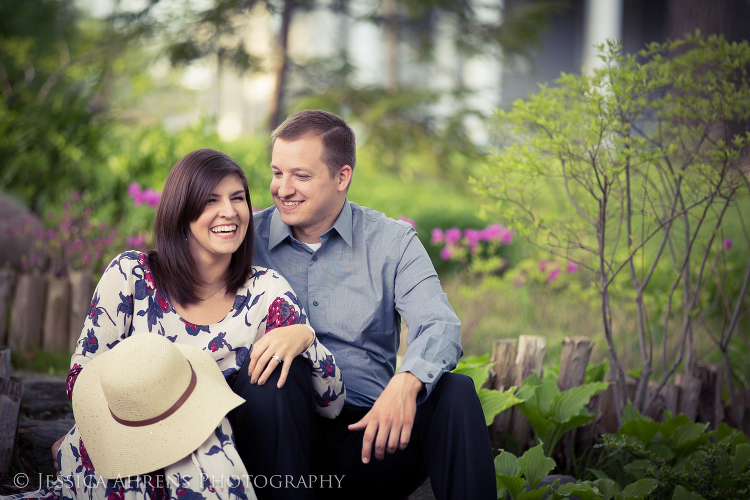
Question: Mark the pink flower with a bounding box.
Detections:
[128,181,142,201]
[724,238,733,250]
[500,229,513,245]
[480,224,504,242]
[431,228,444,245]
[142,188,161,208]
[398,216,417,230]
[252,206,261,212]
[445,227,462,245]
[548,268,561,283]
[440,246,454,260]
[128,235,146,248]
[567,262,578,274]
[464,229,481,252]
[539,260,548,272]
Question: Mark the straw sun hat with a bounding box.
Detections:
[72,333,245,479]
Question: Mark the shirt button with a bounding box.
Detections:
[313,301,319,306]
[428,373,434,379]
[312,254,318,261]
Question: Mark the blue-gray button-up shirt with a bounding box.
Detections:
[252,200,463,408]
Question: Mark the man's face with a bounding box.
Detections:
[270,135,351,243]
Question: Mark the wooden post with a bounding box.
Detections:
[693,363,724,429]
[511,335,546,452]
[0,268,16,345]
[42,277,71,351]
[488,339,517,452]
[558,336,593,391]
[599,373,638,434]
[558,336,593,471]
[0,348,23,474]
[68,270,94,351]
[9,273,47,352]
[675,372,702,421]
[646,381,680,421]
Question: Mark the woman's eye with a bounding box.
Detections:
[233,196,245,202]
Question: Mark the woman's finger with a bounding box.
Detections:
[277,356,291,388]
[257,353,282,386]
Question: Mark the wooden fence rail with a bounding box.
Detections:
[0,269,93,354]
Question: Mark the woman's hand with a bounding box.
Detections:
[52,434,65,476]
[247,324,314,388]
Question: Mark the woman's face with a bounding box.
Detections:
[187,175,250,264]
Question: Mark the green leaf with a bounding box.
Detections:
[452,364,489,392]
[552,382,608,423]
[479,387,524,425]
[672,423,710,451]
[672,485,706,500]
[495,451,521,478]
[517,443,556,490]
[732,443,750,474]
[531,377,560,415]
[658,414,693,439]
[556,482,604,500]
[592,478,620,500]
[587,469,610,480]
[619,478,659,498]
[517,402,552,439]
[618,419,660,446]
[621,401,650,425]
[497,475,526,499]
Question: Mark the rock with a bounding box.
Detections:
[17,418,75,481]
[18,374,71,420]
[0,193,44,271]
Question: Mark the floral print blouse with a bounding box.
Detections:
[6,251,344,500]
[68,251,345,415]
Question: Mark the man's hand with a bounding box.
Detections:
[52,434,65,476]
[247,324,314,388]
[348,372,424,464]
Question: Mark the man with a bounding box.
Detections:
[229,110,495,500]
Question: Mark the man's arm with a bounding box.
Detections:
[349,224,462,463]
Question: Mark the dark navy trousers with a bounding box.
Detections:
[228,356,495,500]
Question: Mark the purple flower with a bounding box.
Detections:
[128,181,142,201]
[539,260,548,272]
[142,188,161,208]
[464,229,481,252]
[128,234,146,248]
[445,227,462,245]
[724,238,733,250]
[440,246,454,260]
[431,228,444,244]
[480,224,503,241]
[567,262,578,274]
[548,268,561,283]
[398,216,417,230]
[500,229,513,245]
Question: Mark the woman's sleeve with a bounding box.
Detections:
[263,271,345,419]
[66,251,138,401]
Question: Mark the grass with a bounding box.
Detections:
[10,348,72,377]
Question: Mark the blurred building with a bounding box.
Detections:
[182,0,749,141]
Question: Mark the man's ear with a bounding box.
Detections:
[336,165,353,192]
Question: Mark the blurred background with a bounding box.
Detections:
[1,0,749,369]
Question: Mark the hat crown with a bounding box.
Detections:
[100,335,192,422]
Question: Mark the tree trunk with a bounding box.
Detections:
[0,349,23,474]
[268,0,296,131]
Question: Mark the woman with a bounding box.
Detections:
[10,149,344,500]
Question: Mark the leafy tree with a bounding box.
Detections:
[474,34,750,422]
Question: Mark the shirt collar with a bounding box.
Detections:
[268,199,353,250]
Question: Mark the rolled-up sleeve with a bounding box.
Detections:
[394,227,463,403]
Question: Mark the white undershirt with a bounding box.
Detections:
[305,242,322,252]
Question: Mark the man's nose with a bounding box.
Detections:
[276,177,295,198]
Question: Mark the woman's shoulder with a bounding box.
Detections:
[102,250,150,277]
[242,266,290,290]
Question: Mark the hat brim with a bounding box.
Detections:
[73,339,245,479]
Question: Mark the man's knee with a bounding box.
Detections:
[433,372,476,400]
[234,355,312,394]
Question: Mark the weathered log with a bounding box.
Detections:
[599,373,638,434]
[511,335,546,452]
[646,381,680,421]
[488,339,517,452]
[0,347,10,381]
[558,336,593,391]
[0,375,24,474]
[9,274,47,352]
[42,277,70,352]
[68,270,94,351]
[0,268,16,345]
[675,372,702,421]
[693,363,724,429]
